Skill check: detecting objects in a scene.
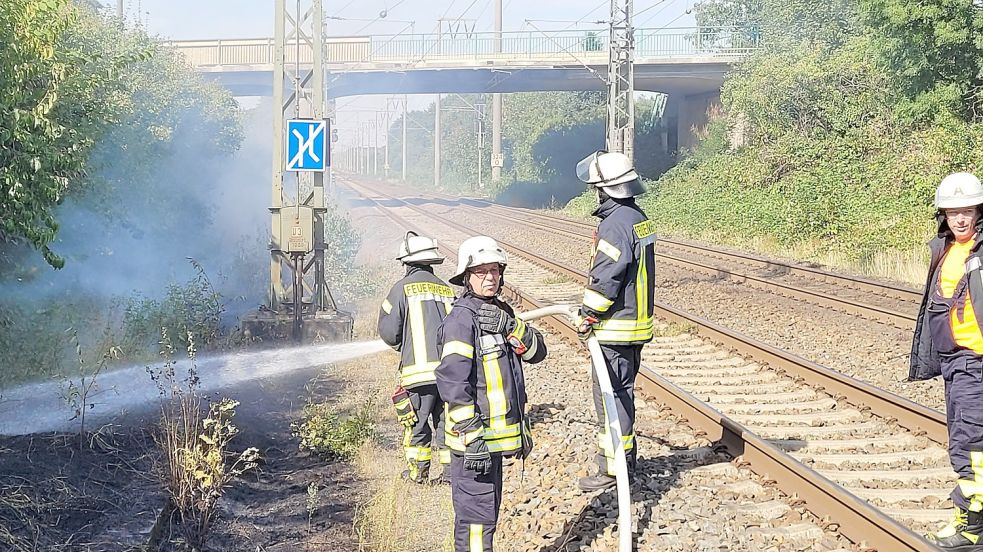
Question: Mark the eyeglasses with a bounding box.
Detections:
[469,266,501,278]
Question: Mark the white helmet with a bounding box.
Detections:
[450,236,508,286]
[936,172,983,209]
[396,231,444,265]
[576,151,646,198]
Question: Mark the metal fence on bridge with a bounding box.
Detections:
[166,26,760,68]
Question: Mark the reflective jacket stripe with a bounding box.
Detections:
[442,340,474,359]
[448,404,475,424]
[408,295,428,382]
[483,354,509,430]
[583,288,615,312]
[400,361,440,386]
[381,299,393,314]
[596,239,621,261]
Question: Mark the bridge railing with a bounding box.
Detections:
[165,26,760,68]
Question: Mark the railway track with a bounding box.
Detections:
[342,177,946,551]
[366,181,921,329]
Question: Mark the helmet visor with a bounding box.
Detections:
[576,151,603,184]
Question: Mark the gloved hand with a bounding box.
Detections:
[391,386,417,428]
[576,313,599,339]
[463,438,492,474]
[477,303,516,336]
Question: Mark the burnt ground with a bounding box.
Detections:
[0,366,362,551]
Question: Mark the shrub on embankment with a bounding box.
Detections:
[566,0,983,284]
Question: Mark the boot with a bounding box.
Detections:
[578,473,617,492]
[927,507,983,551]
[401,467,429,485]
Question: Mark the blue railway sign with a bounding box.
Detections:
[286,119,329,172]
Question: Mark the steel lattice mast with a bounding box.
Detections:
[270,0,334,315]
[606,0,634,161]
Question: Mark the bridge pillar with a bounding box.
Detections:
[434,94,441,188]
[673,91,721,151]
[491,0,503,182]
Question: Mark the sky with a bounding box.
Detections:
[118,0,696,148]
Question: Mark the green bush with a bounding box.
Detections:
[292,400,375,460]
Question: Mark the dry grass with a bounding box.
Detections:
[726,235,929,287]
[328,307,455,552]
[652,321,696,338]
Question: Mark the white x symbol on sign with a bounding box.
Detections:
[288,121,324,169]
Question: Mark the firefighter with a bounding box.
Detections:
[436,235,547,551]
[378,231,455,485]
[574,151,656,492]
[911,172,983,550]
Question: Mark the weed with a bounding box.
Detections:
[150,328,259,549]
[307,481,319,533]
[292,399,375,460]
[60,329,121,449]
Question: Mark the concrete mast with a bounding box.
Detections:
[490,0,503,181]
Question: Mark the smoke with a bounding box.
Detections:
[1,97,274,318]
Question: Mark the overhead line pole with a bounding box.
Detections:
[491,0,503,182]
[606,0,635,161]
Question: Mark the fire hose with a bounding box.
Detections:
[517,304,632,552]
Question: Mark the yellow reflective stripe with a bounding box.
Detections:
[405,446,433,462]
[400,361,439,386]
[381,299,393,314]
[960,451,983,502]
[443,297,453,314]
[469,524,483,552]
[583,288,614,312]
[592,328,655,342]
[483,423,520,440]
[483,355,508,430]
[403,282,455,298]
[407,296,428,375]
[438,448,451,465]
[486,435,521,452]
[596,239,621,262]
[442,340,474,359]
[633,219,656,239]
[510,318,527,341]
[448,404,475,424]
[597,433,635,454]
[636,248,648,321]
[520,335,539,361]
[593,317,654,331]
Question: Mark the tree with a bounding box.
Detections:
[861,0,983,122]
[0,0,81,268]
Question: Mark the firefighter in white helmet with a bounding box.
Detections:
[436,235,547,551]
[575,151,656,492]
[378,232,455,484]
[911,172,983,549]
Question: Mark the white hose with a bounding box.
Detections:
[518,305,633,552]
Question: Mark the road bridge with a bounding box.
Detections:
[167,27,760,148]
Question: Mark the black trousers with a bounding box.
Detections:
[591,343,642,476]
[450,452,502,551]
[402,384,448,481]
[942,353,983,511]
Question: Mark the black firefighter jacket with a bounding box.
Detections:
[378,266,455,388]
[435,292,547,455]
[581,197,657,345]
[910,216,983,381]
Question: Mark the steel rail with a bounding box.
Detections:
[345,178,941,551]
[371,185,919,326]
[452,193,923,304]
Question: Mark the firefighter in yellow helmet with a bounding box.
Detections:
[436,236,547,551]
[574,151,655,492]
[911,172,983,550]
[378,232,455,484]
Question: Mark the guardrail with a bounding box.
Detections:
[164,26,761,68]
